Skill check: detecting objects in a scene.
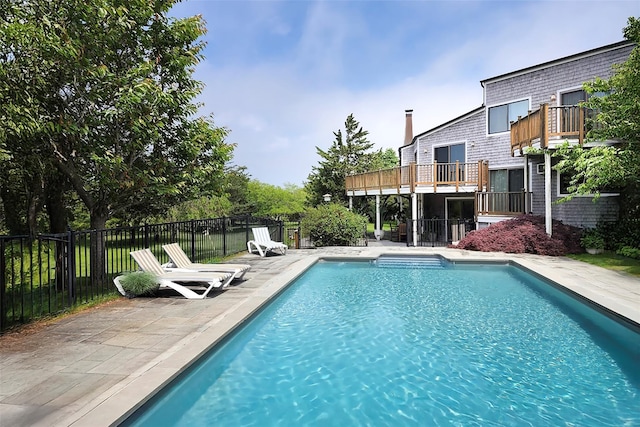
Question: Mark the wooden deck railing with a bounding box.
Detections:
[510,103,597,155]
[476,191,531,216]
[345,161,489,193]
[344,166,408,193]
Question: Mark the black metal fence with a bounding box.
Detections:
[0,216,283,332]
[407,218,476,247]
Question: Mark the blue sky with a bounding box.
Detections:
[169,0,638,187]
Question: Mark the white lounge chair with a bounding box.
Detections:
[118,249,235,299]
[162,243,251,280]
[247,227,288,257]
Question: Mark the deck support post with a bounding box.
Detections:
[411,193,418,246]
[374,195,382,240]
[544,151,552,236]
[524,154,530,213]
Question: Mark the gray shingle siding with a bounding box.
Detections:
[403,42,633,226]
[528,160,619,228]
[416,110,485,165]
[399,144,414,167]
[552,196,619,229]
[484,44,633,108]
[415,110,523,169]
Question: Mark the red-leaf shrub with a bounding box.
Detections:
[454,215,583,256]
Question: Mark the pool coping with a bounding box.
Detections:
[6,247,639,426]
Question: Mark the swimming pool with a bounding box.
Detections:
[123,257,640,426]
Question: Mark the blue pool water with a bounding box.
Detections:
[125,259,640,426]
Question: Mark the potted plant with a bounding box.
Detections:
[113,271,159,298]
[581,229,605,255]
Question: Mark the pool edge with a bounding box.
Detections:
[77,255,322,427]
[65,248,640,426]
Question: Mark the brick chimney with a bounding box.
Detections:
[404,109,413,145]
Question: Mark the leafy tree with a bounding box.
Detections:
[1,0,233,230]
[370,147,399,171]
[246,181,306,220]
[555,17,640,221]
[223,165,252,215]
[0,0,233,281]
[161,196,232,222]
[305,113,378,209]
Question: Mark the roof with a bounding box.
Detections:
[404,40,635,149]
[480,40,633,86]
[405,106,484,147]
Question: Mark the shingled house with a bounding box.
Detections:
[345,41,634,246]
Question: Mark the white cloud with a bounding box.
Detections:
[181,0,638,187]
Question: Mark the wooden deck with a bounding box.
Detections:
[345,161,489,195]
[345,162,528,216]
[510,103,598,155]
[476,191,531,216]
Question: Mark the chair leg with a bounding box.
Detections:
[247,241,263,256]
[158,280,206,299]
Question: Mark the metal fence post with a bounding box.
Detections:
[144,224,150,248]
[190,219,196,259]
[222,216,227,257]
[0,239,5,331]
[67,229,75,306]
[245,215,250,245]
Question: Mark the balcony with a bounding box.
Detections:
[345,161,489,195]
[476,191,531,216]
[510,103,599,156]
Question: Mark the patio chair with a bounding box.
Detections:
[122,249,235,299]
[162,243,251,280]
[247,227,288,257]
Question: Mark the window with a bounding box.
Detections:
[434,143,465,182]
[490,169,524,192]
[488,99,529,134]
[434,143,465,164]
[560,89,607,106]
[558,170,619,196]
[489,168,525,212]
[561,90,586,106]
[560,89,607,133]
[559,172,576,195]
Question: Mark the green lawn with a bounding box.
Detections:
[567,252,640,278]
[366,223,393,234]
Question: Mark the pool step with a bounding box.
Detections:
[375,255,446,269]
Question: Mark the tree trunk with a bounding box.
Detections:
[44,173,70,292]
[89,208,109,288]
[45,173,69,234]
[24,171,44,238]
[0,184,28,235]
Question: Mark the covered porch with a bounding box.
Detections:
[345,161,531,245]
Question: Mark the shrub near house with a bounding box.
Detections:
[456,215,583,256]
[301,203,367,247]
[581,229,606,254]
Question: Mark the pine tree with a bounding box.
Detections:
[306,114,375,208]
